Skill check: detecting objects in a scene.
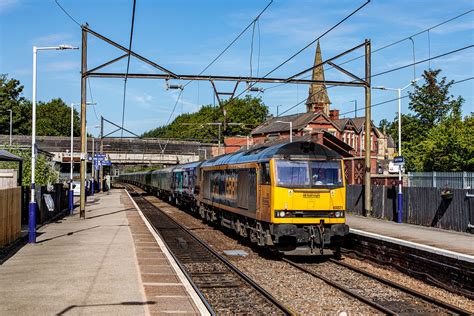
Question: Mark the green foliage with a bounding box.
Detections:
[0,74,80,137]
[0,74,32,135]
[142,95,269,142]
[383,69,472,171]
[37,98,80,136]
[0,147,59,186]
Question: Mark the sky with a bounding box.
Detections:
[0,0,473,137]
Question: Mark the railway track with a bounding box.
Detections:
[125,184,293,315]
[283,257,471,315]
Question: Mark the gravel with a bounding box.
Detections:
[144,195,474,315]
[147,197,379,315]
[342,256,474,313]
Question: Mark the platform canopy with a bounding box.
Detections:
[0,149,23,186]
[0,149,23,162]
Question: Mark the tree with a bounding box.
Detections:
[0,74,81,138]
[37,98,80,136]
[0,147,59,186]
[142,95,269,142]
[0,74,32,135]
[383,69,471,171]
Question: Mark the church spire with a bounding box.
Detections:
[306,41,331,114]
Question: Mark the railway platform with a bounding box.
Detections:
[346,214,474,262]
[0,189,208,315]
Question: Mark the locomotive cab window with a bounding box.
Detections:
[311,161,342,187]
[276,160,310,187]
[260,162,271,184]
[275,160,342,188]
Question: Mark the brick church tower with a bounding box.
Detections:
[306,41,331,114]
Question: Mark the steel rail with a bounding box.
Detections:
[125,185,215,316]
[125,184,294,316]
[282,258,397,315]
[329,258,471,316]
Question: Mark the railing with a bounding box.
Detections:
[0,187,21,247]
[408,172,474,189]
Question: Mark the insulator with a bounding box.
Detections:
[168,84,183,90]
[249,86,264,93]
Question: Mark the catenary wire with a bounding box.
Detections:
[250,21,256,77]
[120,0,137,139]
[278,44,473,116]
[264,9,473,92]
[54,0,81,27]
[257,19,261,77]
[181,0,273,90]
[338,76,473,117]
[233,0,370,100]
[87,77,100,121]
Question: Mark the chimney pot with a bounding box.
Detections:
[329,109,339,120]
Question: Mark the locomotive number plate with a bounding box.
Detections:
[303,193,320,198]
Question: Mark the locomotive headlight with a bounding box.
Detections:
[335,211,343,218]
[279,211,286,217]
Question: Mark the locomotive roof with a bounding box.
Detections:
[201,141,341,167]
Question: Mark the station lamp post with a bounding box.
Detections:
[30,44,78,243]
[275,121,293,143]
[373,78,419,224]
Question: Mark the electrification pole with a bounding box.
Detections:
[80,27,87,219]
[364,39,372,216]
[99,116,104,192]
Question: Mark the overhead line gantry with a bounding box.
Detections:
[79,24,372,220]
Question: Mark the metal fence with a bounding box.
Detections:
[408,172,474,189]
[347,185,474,233]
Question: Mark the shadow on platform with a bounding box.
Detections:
[56,300,156,315]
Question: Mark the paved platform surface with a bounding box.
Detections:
[347,214,474,259]
[0,189,206,315]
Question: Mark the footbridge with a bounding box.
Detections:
[0,135,217,165]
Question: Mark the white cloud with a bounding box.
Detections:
[131,92,154,105]
[0,0,20,14]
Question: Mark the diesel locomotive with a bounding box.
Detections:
[120,141,349,255]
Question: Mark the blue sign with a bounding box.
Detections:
[95,153,106,158]
[100,160,112,166]
[393,156,405,166]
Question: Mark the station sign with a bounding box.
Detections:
[88,154,107,161]
[393,156,405,166]
[99,160,112,166]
